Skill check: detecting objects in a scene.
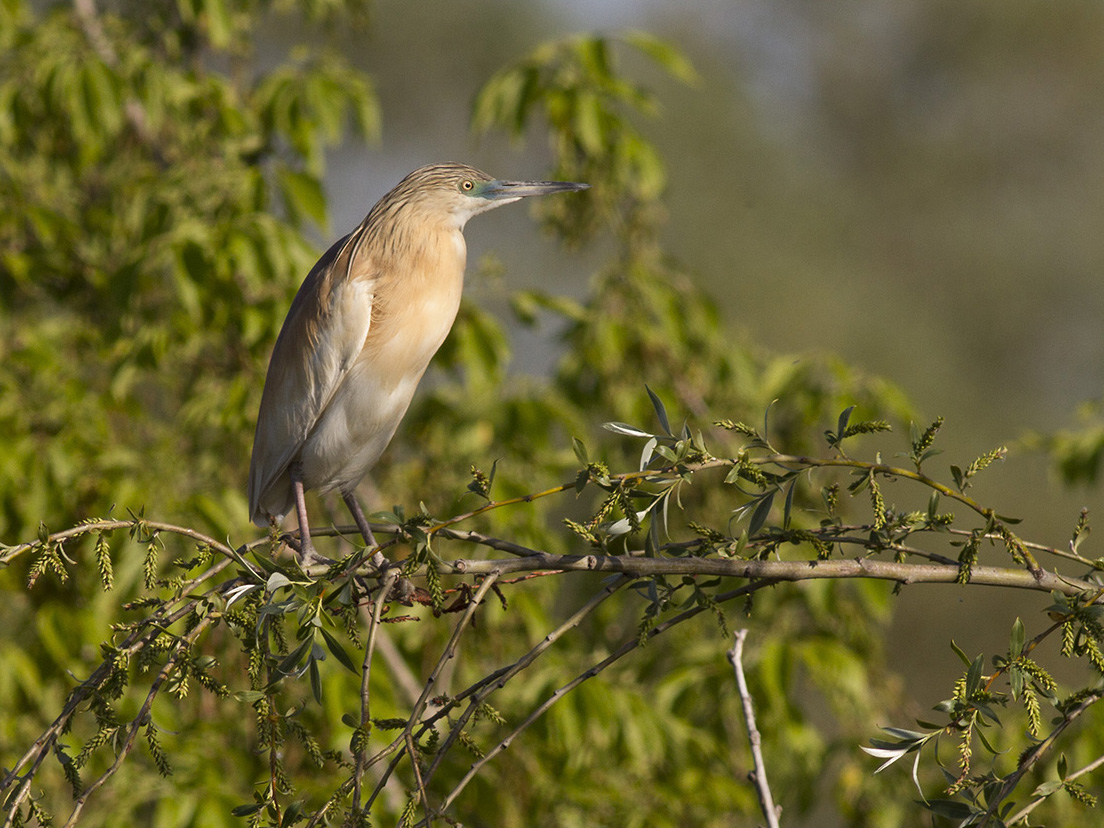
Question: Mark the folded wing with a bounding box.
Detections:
[248,227,377,524]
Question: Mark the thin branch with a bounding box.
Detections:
[429,578,778,820]
[364,572,502,812]
[756,454,995,520]
[1,518,246,566]
[1006,750,1104,825]
[421,574,633,786]
[405,730,430,826]
[728,630,781,828]
[352,569,399,812]
[330,520,1091,580]
[981,691,1103,826]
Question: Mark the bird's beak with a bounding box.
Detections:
[481,179,589,200]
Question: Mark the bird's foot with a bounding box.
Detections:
[298,545,331,568]
[282,533,331,568]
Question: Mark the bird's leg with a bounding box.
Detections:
[341,491,378,548]
[289,463,321,565]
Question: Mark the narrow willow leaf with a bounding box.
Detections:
[309,656,322,704]
[572,437,588,465]
[837,406,855,441]
[782,480,796,530]
[646,385,672,435]
[950,639,972,667]
[604,421,653,438]
[319,627,358,675]
[1010,617,1025,657]
[965,654,984,698]
[748,493,774,537]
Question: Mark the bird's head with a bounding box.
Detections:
[389,163,588,229]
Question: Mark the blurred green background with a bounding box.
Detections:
[4,0,1104,824]
[329,0,1104,693]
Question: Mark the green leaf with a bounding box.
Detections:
[1009,666,1023,700]
[319,626,359,675]
[1010,617,1025,657]
[281,800,304,828]
[836,406,855,442]
[747,493,774,537]
[622,31,698,84]
[573,90,604,154]
[572,437,589,465]
[920,799,977,819]
[646,386,672,435]
[604,422,653,438]
[782,479,795,530]
[309,655,322,703]
[1031,780,1064,798]
[201,0,233,47]
[267,571,293,592]
[276,635,314,677]
[965,653,984,698]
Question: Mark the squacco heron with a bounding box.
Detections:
[248,162,587,562]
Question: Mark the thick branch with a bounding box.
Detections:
[446,555,1092,597]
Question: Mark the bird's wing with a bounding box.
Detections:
[248,227,377,524]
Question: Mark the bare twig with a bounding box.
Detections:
[728,630,781,828]
[1,518,246,566]
[405,730,430,826]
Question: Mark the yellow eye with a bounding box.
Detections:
[461,179,474,191]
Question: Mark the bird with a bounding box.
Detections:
[248,162,588,563]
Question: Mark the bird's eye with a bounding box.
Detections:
[460,179,474,191]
